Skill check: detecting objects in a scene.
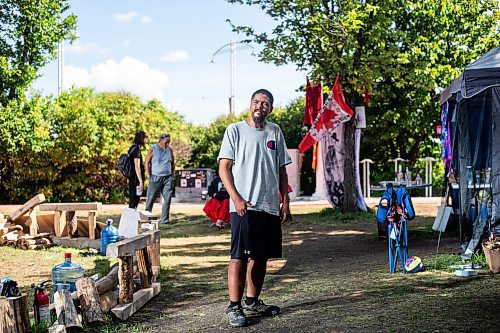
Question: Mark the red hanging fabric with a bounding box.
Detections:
[304,79,323,125]
[299,75,353,153]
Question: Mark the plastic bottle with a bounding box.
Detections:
[415,171,422,185]
[397,165,403,183]
[51,252,84,293]
[466,166,473,186]
[405,167,411,184]
[101,219,119,255]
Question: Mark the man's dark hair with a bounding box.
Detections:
[133,130,147,146]
[251,89,274,106]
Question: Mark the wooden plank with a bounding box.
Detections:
[9,194,45,222]
[66,211,78,238]
[88,212,96,240]
[135,248,152,289]
[28,208,38,236]
[50,237,100,250]
[39,202,102,212]
[118,256,134,304]
[106,234,149,258]
[111,283,161,321]
[54,211,62,237]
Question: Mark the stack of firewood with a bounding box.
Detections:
[0,221,54,250]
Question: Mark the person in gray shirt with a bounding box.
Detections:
[145,133,175,224]
[218,89,292,327]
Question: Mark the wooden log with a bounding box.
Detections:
[99,291,117,313]
[135,248,152,289]
[110,283,161,321]
[39,202,102,212]
[9,194,45,222]
[0,294,30,333]
[54,289,82,329]
[118,256,134,304]
[28,207,38,236]
[19,232,51,240]
[96,263,119,295]
[66,211,78,238]
[88,212,96,240]
[76,278,104,324]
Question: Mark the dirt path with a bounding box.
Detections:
[122,205,500,333]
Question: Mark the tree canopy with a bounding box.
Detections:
[0,0,77,106]
[227,0,499,210]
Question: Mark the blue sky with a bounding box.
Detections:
[33,0,306,125]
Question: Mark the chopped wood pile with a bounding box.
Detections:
[0,221,54,249]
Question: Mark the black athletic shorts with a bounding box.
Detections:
[230,210,282,260]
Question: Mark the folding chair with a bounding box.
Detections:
[387,203,409,273]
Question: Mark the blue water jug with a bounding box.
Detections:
[51,252,84,293]
[101,219,119,255]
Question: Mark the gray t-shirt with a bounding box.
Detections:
[218,120,292,216]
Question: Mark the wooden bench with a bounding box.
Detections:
[106,230,161,320]
[38,202,102,240]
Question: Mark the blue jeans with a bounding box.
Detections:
[146,175,173,224]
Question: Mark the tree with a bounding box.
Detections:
[227,0,499,211]
[0,0,77,106]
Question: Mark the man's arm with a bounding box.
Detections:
[279,166,291,223]
[219,159,252,217]
[170,146,175,175]
[134,158,143,191]
[144,147,153,178]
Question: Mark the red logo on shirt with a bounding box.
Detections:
[267,140,277,150]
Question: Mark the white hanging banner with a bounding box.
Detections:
[321,124,345,209]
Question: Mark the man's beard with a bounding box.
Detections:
[252,111,265,128]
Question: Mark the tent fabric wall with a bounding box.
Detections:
[492,87,500,224]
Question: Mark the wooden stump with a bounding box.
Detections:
[76,278,104,324]
[99,291,117,313]
[136,248,153,289]
[0,294,30,333]
[54,289,82,329]
[118,256,134,304]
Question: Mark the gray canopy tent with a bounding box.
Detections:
[440,45,500,257]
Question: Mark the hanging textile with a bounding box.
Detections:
[321,124,345,209]
[304,79,323,125]
[441,101,452,171]
[299,76,354,153]
[311,143,318,171]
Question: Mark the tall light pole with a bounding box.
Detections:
[211,39,254,115]
[58,41,64,95]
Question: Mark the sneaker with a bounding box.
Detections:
[243,299,280,317]
[226,304,248,327]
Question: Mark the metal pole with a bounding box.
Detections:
[230,39,236,115]
[58,42,64,95]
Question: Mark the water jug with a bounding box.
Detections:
[51,252,84,293]
[101,219,119,255]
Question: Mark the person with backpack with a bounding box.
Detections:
[145,133,175,224]
[127,130,148,209]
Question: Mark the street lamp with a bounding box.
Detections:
[211,39,255,115]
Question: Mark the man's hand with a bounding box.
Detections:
[234,196,252,217]
[138,181,144,193]
[280,202,292,224]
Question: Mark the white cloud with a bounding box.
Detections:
[64,57,169,101]
[161,50,189,62]
[140,16,152,24]
[113,11,138,23]
[66,40,108,55]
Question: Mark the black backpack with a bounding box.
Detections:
[117,145,138,178]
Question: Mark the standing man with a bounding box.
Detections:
[145,134,175,224]
[218,89,292,327]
